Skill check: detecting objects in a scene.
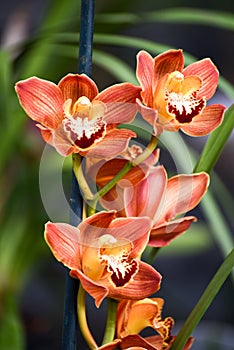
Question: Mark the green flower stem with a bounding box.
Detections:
[72,153,94,201]
[170,247,234,350]
[102,298,118,345]
[77,284,98,349]
[143,246,161,265]
[91,135,159,204]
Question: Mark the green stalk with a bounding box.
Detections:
[77,284,98,349]
[170,248,234,350]
[90,135,159,206]
[102,298,118,345]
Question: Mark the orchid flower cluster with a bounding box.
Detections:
[15,49,225,349]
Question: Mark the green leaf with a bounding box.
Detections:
[194,104,234,174]
[170,247,234,350]
[0,293,25,350]
[54,32,234,100]
[95,8,234,32]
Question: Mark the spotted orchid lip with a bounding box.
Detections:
[165,89,206,123]
[63,115,107,150]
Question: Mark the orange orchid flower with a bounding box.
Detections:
[95,164,209,247]
[124,167,210,247]
[116,298,174,346]
[15,74,141,158]
[136,49,226,136]
[44,211,161,307]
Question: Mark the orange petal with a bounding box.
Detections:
[44,222,81,269]
[136,99,161,135]
[149,216,197,247]
[85,128,136,159]
[157,172,209,224]
[183,58,219,100]
[153,49,184,88]
[117,298,165,338]
[136,50,154,107]
[121,334,163,350]
[106,261,161,301]
[96,83,141,124]
[70,268,109,308]
[108,217,152,257]
[181,104,226,136]
[58,73,98,104]
[15,77,64,129]
[125,166,167,223]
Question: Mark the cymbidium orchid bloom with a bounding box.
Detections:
[116,298,174,346]
[44,211,161,307]
[15,73,141,158]
[95,165,209,247]
[136,49,226,136]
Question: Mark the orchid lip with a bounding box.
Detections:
[98,234,139,288]
[165,89,206,123]
[63,115,107,150]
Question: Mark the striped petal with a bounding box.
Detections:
[15,77,64,129]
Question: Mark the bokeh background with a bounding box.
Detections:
[0,0,234,349]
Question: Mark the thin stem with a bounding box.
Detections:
[72,153,94,200]
[77,284,98,349]
[170,248,234,350]
[102,298,118,345]
[91,135,159,205]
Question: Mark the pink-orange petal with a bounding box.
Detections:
[181,104,226,136]
[58,73,99,104]
[85,128,136,159]
[96,83,141,124]
[70,268,109,308]
[108,217,152,257]
[50,125,76,156]
[158,172,209,223]
[106,261,162,301]
[78,211,116,249]
[125,166,167,223]
[149,216,197,247]
[183,58,219,100]
[121,334,163,350]
[136,99,161,135]
[44,222,81,269]
[15,77,64,129]
[153,49,184,88]
[136,50,154,107]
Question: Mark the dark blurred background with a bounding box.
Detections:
[0,0,233,349]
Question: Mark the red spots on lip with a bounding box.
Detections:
[165,90,206,124]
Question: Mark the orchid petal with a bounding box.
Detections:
[125,166,167,223]
[108,217,152,256]
[136,99,160,135]
[157,172,209,223]
[44,222,81,269]
[106,261,161,301]
[85,128,136,159]
[183,58,219,100]
[97,83,141,124]
[58,73,98,103]
[136,50,154,106]
[121,334,163,350]
[181,104,226,136]
[149,216,197,247]
[70,268,109,308]
[15,77,64,129]
[153,49,184,88]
